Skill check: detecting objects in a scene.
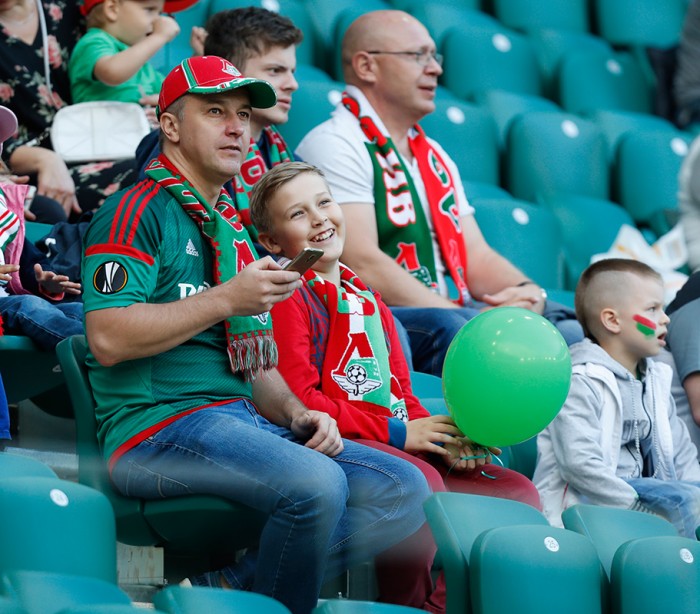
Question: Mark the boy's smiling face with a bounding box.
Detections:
[259,172,345,279]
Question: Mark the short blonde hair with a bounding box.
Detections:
[575,258,662,342]
[249,161,328,234]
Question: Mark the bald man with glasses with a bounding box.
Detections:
[296,10,582,378]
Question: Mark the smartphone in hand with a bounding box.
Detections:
[283,247,324,275]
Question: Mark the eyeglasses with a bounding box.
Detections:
[366,50,443,67]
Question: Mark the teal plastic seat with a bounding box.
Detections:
[493,0,589,34]
[558,49,652,115]
[529,28,612,99]
[409,371,443,399]
[590,109,676,160]
[55,336,266,554]
[278,78,344,151]
[614,129,691,237]
[0,571,132,614]
[0,477,116,583]
[472,198,565,290]
[420,99,499,185]
[0,595,25,614]
[23,221,52,244]
[314,600,424,614]
[153,585,291,614]
[505,111,609,203]
[506,436,538,479]
[477,89,559,147]
[561,503,678,577]
[0,335,71,416]
[0,452,57,478]
[470,525,604,614]
[592,0,686,48]
[539,193,636,290]
[441,22,542,101]
[610,536,700,614]
[424,492,548,614]
[206,0,316,67]
[412,5,500,50]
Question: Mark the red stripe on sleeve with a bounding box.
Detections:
[85,243,155,265]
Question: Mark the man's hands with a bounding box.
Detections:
[290,410,344,457]
[481,283,546,315]
[218,257,302,316]
[34,263,81,296]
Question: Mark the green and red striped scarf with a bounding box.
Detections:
[304,265,407,420]
[145,154,277,381]
[343,92,469,304]
[234,126,293,240]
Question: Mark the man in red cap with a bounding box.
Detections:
[81,55,431,614]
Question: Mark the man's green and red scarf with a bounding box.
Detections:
[343,92,469,304]
[145,154,277,381]
[303,265,408,421]
[234,126,293,240]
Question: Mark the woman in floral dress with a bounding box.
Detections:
[0,0,135,220]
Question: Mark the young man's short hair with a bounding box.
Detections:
[204,7,303,70]
[249,161,325,234]
[575,258,662,340]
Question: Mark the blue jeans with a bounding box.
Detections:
[0,373,9,440]
[0,295,83,350]
[110,400,430,614]
[626,477,700,538]
[391,300,583,376]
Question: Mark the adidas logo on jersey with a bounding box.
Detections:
[186,239,199,257]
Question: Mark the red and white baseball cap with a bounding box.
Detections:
[0,106,17,156]
[80,0,200,17]
[156,55,277,117]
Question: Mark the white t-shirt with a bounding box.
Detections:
[296,85,474,297]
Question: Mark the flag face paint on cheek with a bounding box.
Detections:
[633,314,657,337]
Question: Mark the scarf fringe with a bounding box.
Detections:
[228,334,279,382]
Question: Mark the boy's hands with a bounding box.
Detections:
[0,263,19,283]
[189,26,207,56]
[34,263,81,295]
[443,439,502,472]
[404,415,462,456]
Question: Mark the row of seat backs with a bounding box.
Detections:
[425,491,700,614]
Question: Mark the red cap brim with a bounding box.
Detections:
[163,0,200,13]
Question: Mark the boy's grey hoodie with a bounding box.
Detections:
[533,338,700,526]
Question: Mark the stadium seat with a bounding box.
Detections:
[462,182,512,203]
[0,335,69,411]
[0,452,57,478]
[592,0,687,48]
[441,22,542,101]
[314,600,424,614]
[493,0,590,34]
[55,336,266,555]
[506,436,538,479]
[419,99,499,185]
[0,596,24,614]
[0,476,117,582]
[206,0,317,67]
[476,89,559,147]
[539,193,637,290]
[0,571,133,614]
[54,607,151,614]
[610,536,700,614]
[469,525,604,614]
[590,109,676,161]
[278,78,344,150]
[151,1,211,74]
[153,585,291,614]
[613,129,691,236]
[562,503,678,577]
[529,28,612,99]
[424,492,548,614]
[409,371,443,399]
[413,5,500,50]
[557,49,653,115]
[504,111,609,204]
[472,198,565,290]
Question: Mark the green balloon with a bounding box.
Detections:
[442,307,572,447]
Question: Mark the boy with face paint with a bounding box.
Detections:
[533,258,700,537]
